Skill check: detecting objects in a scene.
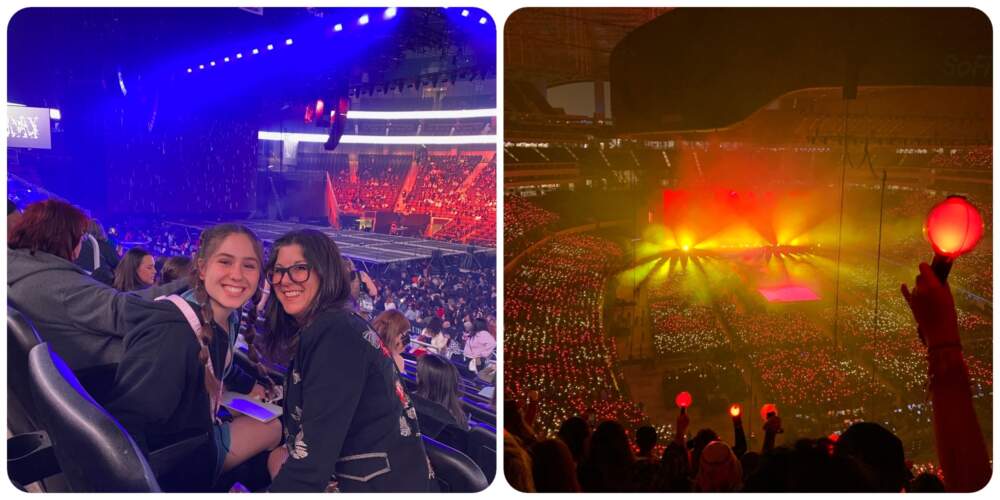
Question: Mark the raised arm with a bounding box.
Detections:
[901,262,991,492]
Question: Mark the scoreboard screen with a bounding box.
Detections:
[7,106,51,149]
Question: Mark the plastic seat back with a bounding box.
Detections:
[27,343,161,492]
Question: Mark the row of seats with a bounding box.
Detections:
[7,306,490,492]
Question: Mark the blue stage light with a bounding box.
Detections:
[187,68,193,73]
[461,9,469,17]
[236,53,243,59]
[334,23,343,32]
[384,7,397,20]
[199,64,205,70]
[266,44,274,51]
[252,48,260,55]
[285,38,293,45]
[479,17,487,24]
[210,61,216,66]
[224,56,230,62]
[358,14,369,25]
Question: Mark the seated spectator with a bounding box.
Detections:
[160,255,193,285]
[660,440,692,492]
[463,318,496,372]
[557,416,590,465]
[578,420,636,492]
[371,309,410,373]
[631,425,660,491]
[504,430,535,492]
[105,224,278,491]
[530,439,581,492]
[695,440,742,492]
[75,218,119,286]
[834,422,909,492]
[113,247,157,291]
[504,399,539,450]
[413,353,468,430]
[7,199,186,400]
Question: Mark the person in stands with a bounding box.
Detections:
[105,224,279,491]
[160,255,194,285]
[8,199,187,400]
[371,309,410,373]
[75,218,119,285]
[113,246,157,291]
[412,353,469,431]
[261,229,435,492]
[463,317,495,373]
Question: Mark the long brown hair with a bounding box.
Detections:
[416,353,468,428]
[113,247,153,291]
[8,199,88,261]
[371,309,411,355]
[262,229,352,363]
[188,224,272,394]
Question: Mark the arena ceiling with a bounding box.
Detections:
[504,8,671,86]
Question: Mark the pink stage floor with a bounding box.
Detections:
[758,285,820,303]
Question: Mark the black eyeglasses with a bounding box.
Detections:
[267,264,312,285]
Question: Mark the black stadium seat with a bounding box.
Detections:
[467,423,496,484]
[7,306,43,435]
[27,343,161,492]
[421,435,488,492]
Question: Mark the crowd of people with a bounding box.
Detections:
[650,301,729,355]
[503,194,560,260]
[504,234,646,439]
[322,152,496,246]
[506,258,991,492]
[8,195,496,492]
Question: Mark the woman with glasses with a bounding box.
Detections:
[261,229,435,492]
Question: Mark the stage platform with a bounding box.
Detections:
[166,219,494,265]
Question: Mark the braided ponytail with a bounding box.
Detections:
[193,276,222,404]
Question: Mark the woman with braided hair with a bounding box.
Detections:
[106,224,281,491]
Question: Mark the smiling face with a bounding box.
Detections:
[199,233,261,319]
[138,255,157,285]
[272,243,320,323]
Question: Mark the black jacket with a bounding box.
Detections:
[410,392,462,436]
[270,308,436,492]
[104,298,256,491]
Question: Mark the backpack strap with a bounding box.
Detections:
[155,294,222,422]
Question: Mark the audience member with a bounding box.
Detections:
[113,247,157,291]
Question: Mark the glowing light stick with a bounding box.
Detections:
[730,404,742,418]
[675,391,692,413]
[924,195,984,283]
[760,403,778,421]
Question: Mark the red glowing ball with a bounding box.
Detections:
[828,433,840,443]
[760,403,778,421]
[924,196,984,258]
[729,404,742,417]
[675,391,692,408]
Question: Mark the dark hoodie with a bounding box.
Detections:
[104,297,255,491]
